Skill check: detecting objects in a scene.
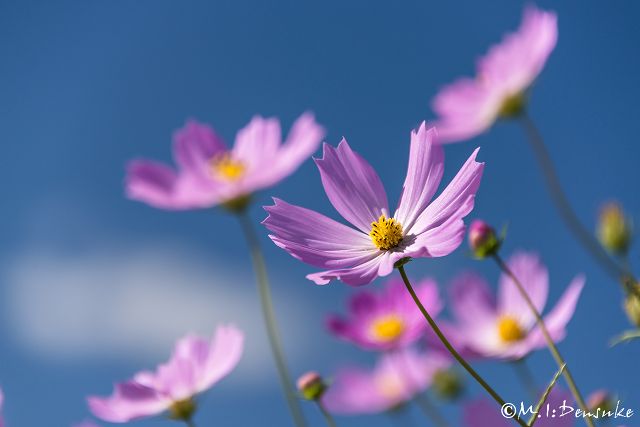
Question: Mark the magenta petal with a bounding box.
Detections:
[315,139,389,233]
[263,198,374,269]
[395,122,444,232]
[172,120,226,172]
[87,382,169,423]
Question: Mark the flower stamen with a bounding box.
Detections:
[370,215,403,250]
[211,153,245,180]
[497,315,526,343]
[371,315,405,342]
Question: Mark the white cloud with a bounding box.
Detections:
[2,242,310,385]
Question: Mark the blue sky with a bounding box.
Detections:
[1,0,639,426]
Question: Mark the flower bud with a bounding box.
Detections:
[597,202,632,256]
[468,220,501,259]
[432,368,464,401]
[587,389,614,414]
[297,371,327,401]
[624,285,640,328]
[169,398,197,422]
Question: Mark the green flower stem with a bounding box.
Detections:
[317,402,338,427]
[397,265,527,427]
[492,253,594,427]
[184,420,196,427]
[238,212,308,427]
[519,113,637,294]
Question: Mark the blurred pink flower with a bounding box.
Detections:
[73,422,101,427]
[447,252,584,360]
[263,122,483,286]
[464,388,574,427]
[432,5,557,143]
[327,276,442,350]
[0,387,4,427]
[322,349,451,414]
[87,325,243,423]
[126,113,324,210]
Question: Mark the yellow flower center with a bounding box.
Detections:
[371,315,405,342]
[211,153,245,181]
[497,316,526,343]
[370,215,403,250]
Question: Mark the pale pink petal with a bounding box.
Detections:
[307,255,385,286]
[449,272,496,326]
[395,122,444,231]
[125,160,222,210]
[263,198,375,270]
[87,382,170,423]
[267,112,325,184]
[498,252,549,329]
[410,147,484,237]
[232,116,282,167]
[529,275,585,344]
[316,139,389,233]
[199,325,244,392]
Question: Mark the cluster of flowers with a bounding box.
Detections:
[0,4,635,427]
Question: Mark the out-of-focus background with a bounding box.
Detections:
[1,0,638,425]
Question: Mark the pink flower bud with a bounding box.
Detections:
[468,220,500,258]
[297,371,326,401]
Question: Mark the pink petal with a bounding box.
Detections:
[498,252,549,329]
[263,198,375,269]
[315,139,389,233]
[410,147,484,238]
[199,325,244,392]
[394,122,445,232]
[449,272,496,326]
[172,119,226,173]
[232,116,282,167]
[530,275,585,344]
[87,382,170,423]
[306,255,385,286]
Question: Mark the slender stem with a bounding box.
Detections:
[317,402,338,427]
[492,254,594,427]
[519,113,636,290]
[397,265,527,427]
[512,358,537,400]
[237,212,308,427]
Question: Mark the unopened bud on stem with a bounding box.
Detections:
[468,220,501,259]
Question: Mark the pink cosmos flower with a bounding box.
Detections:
[327,276,442,350]
[464,389,574,427]
[432,5,557,143]
[263,122,484,286]
[322,349,451,414]
[87,325,244,423]
[126,113,324,210]
[448,252,584,360]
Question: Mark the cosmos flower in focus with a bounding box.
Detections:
[447,252,584,360]
[87,325,243,423]
[464,389,574,427]
[322,349,451,414]
[327,276,442,350]
[432,5,557,143]
[263,122,484,286]
[126,113,324,210]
